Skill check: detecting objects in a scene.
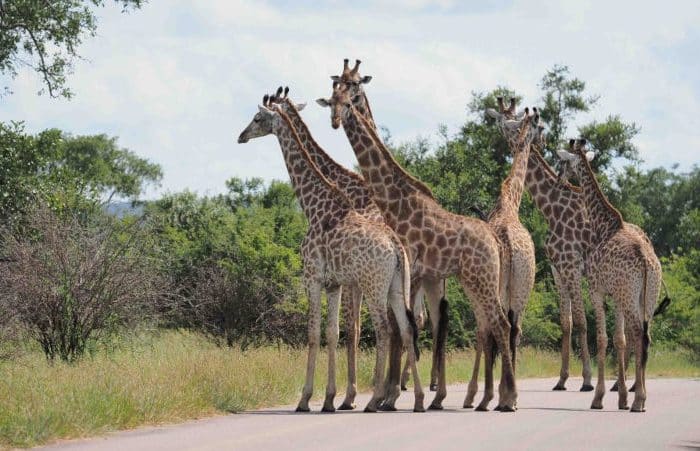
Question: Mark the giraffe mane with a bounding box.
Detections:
[574,144,624,229]
[275,108,354,209]
[352,105,436,200]
[281,97,367,186]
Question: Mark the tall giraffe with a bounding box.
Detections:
[331,59,445,393]
[463,99,539,409]
[490,98,595,392]
[318,82,518,411]
[268,87,386,410]
[237,95,425,413]
[556,139,662,411]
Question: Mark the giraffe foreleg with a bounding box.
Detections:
[551,265,572,391]
[568,270,593,392]
[296,281,323,412]
[322,286,342,412]
[339,285,361,410]
[424,279,447,410]
[590,289,607,410]
[365,305,389,413]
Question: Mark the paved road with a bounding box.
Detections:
[42,378,699,451]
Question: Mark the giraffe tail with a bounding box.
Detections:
[396,237,419,361]
[653,279,671,317]
[469,205,488,221]
[435,296,449,365]
[634,243,652,367]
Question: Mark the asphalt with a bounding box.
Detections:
[40,378,700,451]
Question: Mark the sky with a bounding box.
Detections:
[1,0,699,199]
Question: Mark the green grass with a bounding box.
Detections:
[0,331,697,449]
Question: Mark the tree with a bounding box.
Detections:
[0,0,143,98]
[0,123,161,224]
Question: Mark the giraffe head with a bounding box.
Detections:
[237,95,281,143]
[330,58,372,94]
[486,97,545,152]
[555,139,596,181]
[268,86,307,115]
[316,81,361,129]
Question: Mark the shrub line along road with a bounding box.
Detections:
[41,378,699,450]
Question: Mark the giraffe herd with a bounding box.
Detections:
[237,59,670,414]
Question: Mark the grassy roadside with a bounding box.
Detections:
[1,330,697,448]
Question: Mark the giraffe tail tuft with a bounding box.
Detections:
[435,297,449,365]
[406,308,420,361]
[641,320,650,367]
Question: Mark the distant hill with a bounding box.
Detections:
[104,201,144,218]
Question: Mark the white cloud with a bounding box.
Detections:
[1,0,698,199]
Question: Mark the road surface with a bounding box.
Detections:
[42,378,699,450]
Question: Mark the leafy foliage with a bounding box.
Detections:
[0,0,143,98]
[0,121,161,224]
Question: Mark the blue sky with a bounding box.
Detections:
[1,0,698,199]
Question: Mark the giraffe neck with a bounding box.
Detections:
[576,153,623,242]
[281,100,379,218]
[341,105,434,222]
[272,111,350,232]
[355,90,377,131]
[491,137,531,219]
[524,148,584,227]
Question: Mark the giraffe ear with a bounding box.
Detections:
[585,151,596,162]
[330,75,341,82]
[257,105,275,117]
[556,149,576,161]
[360,75,372,84]
[295,102,307,111]
[316,98,331,108]
[485,108,500,119]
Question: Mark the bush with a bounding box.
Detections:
[0,207,161,362]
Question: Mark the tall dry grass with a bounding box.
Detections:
[0,330,697,448]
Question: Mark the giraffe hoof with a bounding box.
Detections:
[499,405,516,413]
[429,383,438,392]
[378,404,397,412]
[413,404,426,413]
[494,405,503,411]
[363,406,377,413]
[401,385,408,391]
[580,384,594,392]
[475,405,489,412]
[337,402,355,410]
[590,403,603,410]
[552,384,567,391]
[463,404,474,409]
[428,402,444,411]
[619,405,629,410]
[321,405,336,413]
[295,406,310,413]
[630,406,645,413]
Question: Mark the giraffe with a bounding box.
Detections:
[331,59,445,394]
[318,82,518,412]
[267,86,388,410]
[462,99,539,409]
[556,139,662,411]
[237,94,425,413]
[488,98,595,392]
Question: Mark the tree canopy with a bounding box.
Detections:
[0,0,143,98]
